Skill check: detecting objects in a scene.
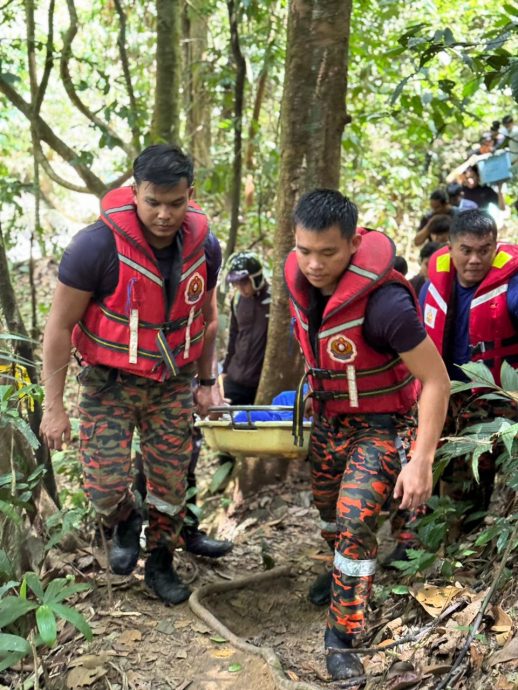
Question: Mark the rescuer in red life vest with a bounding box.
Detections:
[420,209,518,520]
[40,144,229,605]
[284,189,450,681]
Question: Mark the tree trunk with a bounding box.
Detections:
[183,0,211,169]
[255,0,352,404]
[225,0,246,262]
[151,0,182,144]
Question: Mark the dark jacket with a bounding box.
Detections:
[223,283,271,387]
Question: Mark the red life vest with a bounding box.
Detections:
[72,186,209,381]
[423,244,518,385]
[284,229,420,422]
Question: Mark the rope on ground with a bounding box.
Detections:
[189,565,323,690]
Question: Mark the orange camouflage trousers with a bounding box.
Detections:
[78,365,194,552]
[309,410,417,639]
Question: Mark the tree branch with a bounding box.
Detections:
[0,76,107,196]
[113,0,140,152]
[61,0,134,157]
[33,142,90,194]
[34,0,56,115]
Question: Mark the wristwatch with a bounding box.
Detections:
[198,377,216,387]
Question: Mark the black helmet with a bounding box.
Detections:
[226,252,264,291]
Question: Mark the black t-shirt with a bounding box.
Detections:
[58,220,222,302]
[461,184,498,209]
[307,283,426,357]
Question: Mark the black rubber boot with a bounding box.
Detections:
[183,527,234,559]
[144,547,191,605]
[309,569,333,606]
[324,628,364,681]
[109,509,143,575]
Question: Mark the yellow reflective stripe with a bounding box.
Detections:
[356,357,401,377]
[492,250,512,269]
[436,253,451,272]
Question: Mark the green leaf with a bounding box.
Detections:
[209,462,233,494]
[23,572,44,601]
[43,578,89,604]
[0,651,26,673]
[0,633,31,654]
[210,635,227,643]
[0,581,19,598]
[48,603,92,641]
[499,423,518,456]
[228,663,242,673]
[36,605,57,647]
[500,361,518,392]
[457,362,496,387]
[0,597,37,627]
[0,500,22,526]
[391,585,409,595]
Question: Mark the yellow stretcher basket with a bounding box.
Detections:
[196,406,311,459]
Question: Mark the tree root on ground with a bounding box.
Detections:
[189,565,323,690]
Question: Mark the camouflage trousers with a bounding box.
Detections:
[78,365,194,552]
[309,410,417,639]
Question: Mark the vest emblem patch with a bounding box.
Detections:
[185,272,204,304]
[424,304,437,328]
[327,335,357,363]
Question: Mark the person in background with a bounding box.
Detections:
[420,209,518,521]
[446,182,478,212]
[40,144,224,605]
[285,189,450,680]
[222,252,270,405]
[409,241,442,297]
[217,252,271,471]
[414,189,453,247]
[502,114,518,167]
[461,165,505,212]
[394,256,408,276]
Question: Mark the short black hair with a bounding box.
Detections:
[133,144,194,187]
[293,189,358,239]
[502,114,513,125]
[449,209,497,242]
[394,256,408,276]
[428,214,452,236]
[420,241,441,261]
[430,189,448,204]
[446,182,462,199]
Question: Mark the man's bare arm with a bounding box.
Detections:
[194,288,219,416]
[393,335,450,509]
[40,282,93,450]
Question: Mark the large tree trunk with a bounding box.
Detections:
[151,0,182,144]
[225,0,246,262]
[255,0,352,404]
[183,0,211,169]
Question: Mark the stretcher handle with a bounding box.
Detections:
[206,405,294,429]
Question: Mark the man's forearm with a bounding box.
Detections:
[413,379,450,462]
[197,316,218,380]
[42,323,73,410]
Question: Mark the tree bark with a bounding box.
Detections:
[151,0,182,144]
[255,0,352,404]
[183,0,211,169]
[225,0,247,262]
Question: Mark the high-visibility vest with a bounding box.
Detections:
[423,243,518,384]
[72,186,209,380]
[285,229,420,418]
